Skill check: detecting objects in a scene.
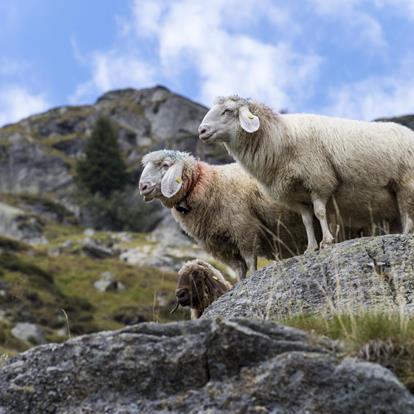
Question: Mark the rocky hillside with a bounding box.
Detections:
[0,85,231,234]
[0,87,236,357]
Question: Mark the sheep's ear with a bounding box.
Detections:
[161,161,184,198]
[239,106,260,133]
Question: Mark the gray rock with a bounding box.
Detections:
[61,240,74,249]
[0,202,45,243]
[94,271,125,292]
[0,319,412,413]
[203,234,414,320]
[83,228,95,237]
[81,238,115,259]
[10,323,45,345]
[0,139,72,195]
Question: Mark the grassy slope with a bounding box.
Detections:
[0,224,189,357]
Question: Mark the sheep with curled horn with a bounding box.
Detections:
[171,259,232,319]
[199,96,408,251]
[139,149,310,280]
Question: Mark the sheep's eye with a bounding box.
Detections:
[161,162,170,169]
[221,108,232,116]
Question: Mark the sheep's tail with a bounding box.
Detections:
[170,300,179,314]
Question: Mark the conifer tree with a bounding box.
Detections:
[76,117,128,198]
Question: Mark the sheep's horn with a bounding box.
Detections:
[170,300,179,314]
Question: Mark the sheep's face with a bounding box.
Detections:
[199,98,260,145]
[139,154,185,201]
[175,266,209,309]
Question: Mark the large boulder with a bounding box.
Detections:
[0,137,72,194]
[0,202,45,243]
[204,234,414,320]
[0,319,413,413]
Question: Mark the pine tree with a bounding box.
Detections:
[76,117,129,198]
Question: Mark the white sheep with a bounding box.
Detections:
[170,259,232,319]
[139,149,308,279]
[198,96,414,250]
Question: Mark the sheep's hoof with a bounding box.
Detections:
[319,238,334,249]
[305,244,319,254]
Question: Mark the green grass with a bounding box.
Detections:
[281,312,414,392]
[41,253,186,330]
[0,236,28,252]
[0,235,188,355]
[0,252,53,285]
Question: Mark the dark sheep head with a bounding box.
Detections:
[171,260,231,318]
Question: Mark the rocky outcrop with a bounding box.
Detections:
[0,138,72,195]
[0,202,45,243]
[204,234,414,320]
[0,86,230,196]
[0,319,413,413]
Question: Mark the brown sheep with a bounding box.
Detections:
[139,149,309,280]
[170,259,232,319]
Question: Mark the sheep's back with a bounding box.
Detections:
[284,114,414,185]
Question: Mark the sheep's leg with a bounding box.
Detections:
[396,184,414,233]
[246,255,257,275]
[298,205,319,252]
[237,260,248,280]
[313,197,334,248]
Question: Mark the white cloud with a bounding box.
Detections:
[70,50,155,104]
[72,0,414,115]
[307,0,386,48]
[323,68,414,120]
[0,86,49,126]
[374,0,414,20]
[125,0,320,108]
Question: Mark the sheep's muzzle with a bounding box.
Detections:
[175,288,191,306]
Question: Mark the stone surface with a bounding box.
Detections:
[0,139,72,195]
[0,319,413,413]
[81,238,117,259]
[94,271,125,292]
[203,234,414,320]
[0,202,46,244]
[10,322,45,345]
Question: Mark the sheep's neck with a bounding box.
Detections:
[226,120,288,187]
[173,162,202,214]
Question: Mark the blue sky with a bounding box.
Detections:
[1,0,414,126]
